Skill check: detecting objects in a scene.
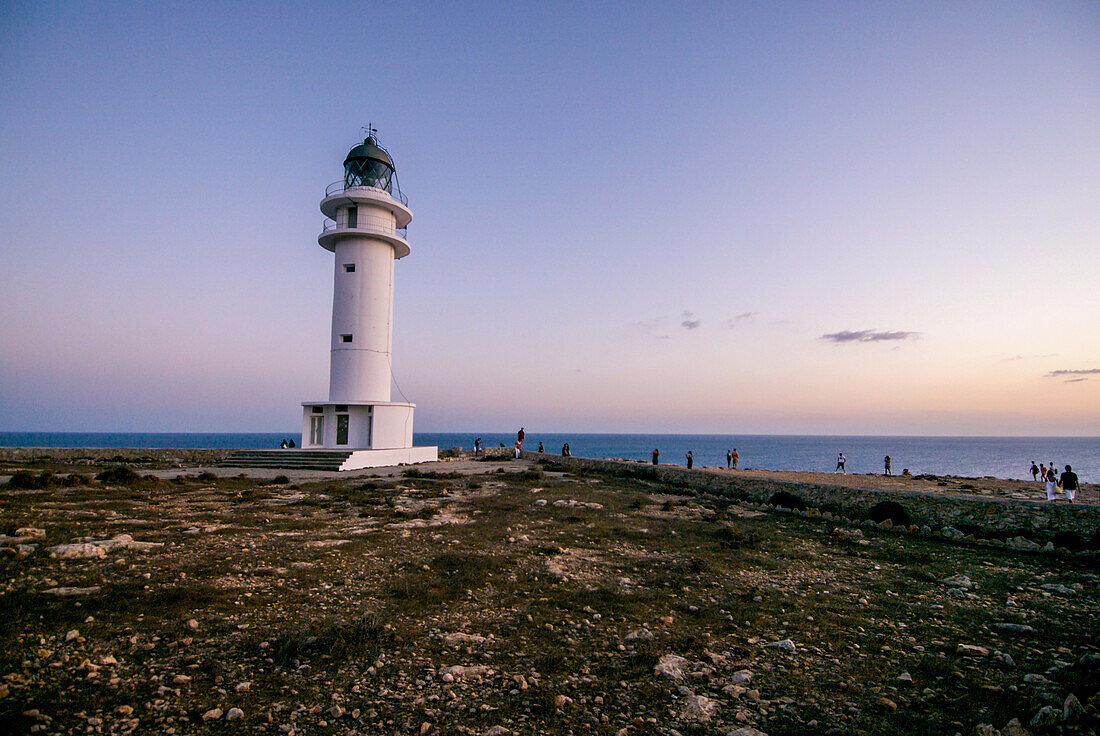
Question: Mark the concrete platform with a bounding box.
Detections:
[341,446,438,470]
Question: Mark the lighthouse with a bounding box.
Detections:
[299,133,438,469]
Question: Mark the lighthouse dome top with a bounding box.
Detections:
[344,136,398,193]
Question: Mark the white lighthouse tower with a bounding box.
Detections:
[300,133,437,469]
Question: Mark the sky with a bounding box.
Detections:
[1,1,1098,436]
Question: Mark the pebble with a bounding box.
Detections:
[226,707,244,721]
[202,708,223,721]
[956,644,989,657]
[764,639,797,652]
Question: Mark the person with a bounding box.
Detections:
[514,442,521,459]
[652,448,660,465]
[288,438,295,448]
[726,449,733,469]
[280,438,288,449]
[1060,465,1079,503]
[686,450,694,469]
[884,455,892,475]
[1030,461,1040,481]
[731,448,739,469]
[517,427,525,448]
[1040,463,1047,482]
[538,441,544,453]
[835,452,846,473]
[474,437,482,455]
[1045,465,1059,502]
[902,468,912,477]
[561,443,570,457]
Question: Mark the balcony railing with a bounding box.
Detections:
[321,213,407,238]
[325,180,409,206]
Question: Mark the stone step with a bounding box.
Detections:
[221,450,354,471]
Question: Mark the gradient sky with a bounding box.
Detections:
[1,1,1098,436]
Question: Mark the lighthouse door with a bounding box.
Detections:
[336,413,349,445]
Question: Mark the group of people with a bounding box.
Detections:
[649,449,739,469]
[278,438,296,448]
[473,430,558,457]
[1030,460,1080,503]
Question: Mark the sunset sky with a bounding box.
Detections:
[1,1,1098,436]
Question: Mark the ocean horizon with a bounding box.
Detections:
[1,431,1097,482]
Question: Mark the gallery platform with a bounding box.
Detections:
[222,447,438,472]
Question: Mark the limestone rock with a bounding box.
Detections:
[679,694,718,722]
[654,654,690,681]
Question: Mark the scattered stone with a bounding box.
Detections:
[729,669,753,685]
[1029,705,1058,728]
[1063,693,1085,722]
[439,665,490,681]
[226,707,244,721]
[625,628,653,641]
[64,629,80,642]
[654,654,690,681]
[202,708,223,721]
[942,574,975,589]
[1001,718,1028,736]
[679,694,718,722]
[956,644,990,657]
[897,671,913,687]
[443,632,488,646]
[764,639,797,652]
[43,586,102,596]
[993,623,1035,635]
[1038,583,1075,596]
[726,728,769,736]
[484,727,511,736]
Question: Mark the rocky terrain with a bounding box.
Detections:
[0,455,1097,735]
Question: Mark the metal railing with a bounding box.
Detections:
[321,213,407,238]
[325,180,409,206]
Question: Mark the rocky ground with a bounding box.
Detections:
[0,456,1097,736]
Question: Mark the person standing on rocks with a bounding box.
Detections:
[1045,465,1059,502]
[474,437,482,455]
[835,452,846,473]
[726,449,733,469]
[517,427,525,448]
[537,441,544,453]
[1030,461,1040,481]
[1060,465,1079,503]
[884,455,892,475]
[686,450,694,469]
[652,448,660,465]
[731,448,739,469]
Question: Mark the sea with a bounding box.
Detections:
[1,432,1097,481]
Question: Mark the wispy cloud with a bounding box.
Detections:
[681,311,701,330]
[632,317,671,340]
[1046,368,1100,380]
[1004,353,1056,361]
[726,311,758,328]
[820,329,919,344]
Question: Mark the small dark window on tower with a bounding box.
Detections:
[311,406,323,414]
[343,263,355,273]
[335,405,349,412]
[347,206,358,228]
[340,334,353,343]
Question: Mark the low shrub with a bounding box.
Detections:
[94,466,141,485]
[5,471,39,489]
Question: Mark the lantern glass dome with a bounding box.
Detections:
[344,136,396,193]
